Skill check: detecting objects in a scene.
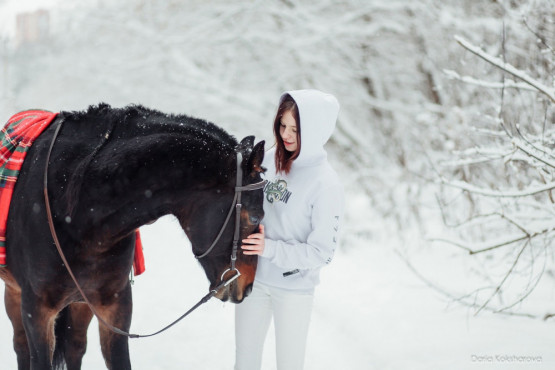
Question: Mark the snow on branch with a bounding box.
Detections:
[443,69,537,92]
[430,225,555,255]
[438,145,517,167]
[438,177,555,198]
[512,136,555,169]
[455,35,555,103]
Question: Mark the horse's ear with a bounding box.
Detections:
[247,140,265,174]
[238,136,255,151]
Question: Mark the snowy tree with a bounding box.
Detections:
[425,1,555,318]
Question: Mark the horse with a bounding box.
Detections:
[0,103,265,370]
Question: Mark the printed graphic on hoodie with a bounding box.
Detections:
[264,179,292,204]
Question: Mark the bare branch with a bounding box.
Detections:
[522,16,555,55]
[443,69,537,92]
[513,127,555,168]
[438,144,518,168]
[496,245,547,314]
[455,35,555,103]
[429,225,555,255]
[475,240,529,315]
[395,249,540,320]
[430,234,525,255]
[439,177,555,198]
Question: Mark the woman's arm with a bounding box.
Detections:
[242,184,344,270]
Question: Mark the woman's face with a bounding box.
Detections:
[279,110,298,153]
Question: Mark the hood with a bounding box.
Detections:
[280,89,340,166]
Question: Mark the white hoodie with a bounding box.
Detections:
[257,90,344,292]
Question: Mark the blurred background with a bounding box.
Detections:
[1,0,554,369]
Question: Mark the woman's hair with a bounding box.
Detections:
[273,94,301,174]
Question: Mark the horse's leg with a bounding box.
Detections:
[64,303,94,370]
[4,285,30,370]
[20,290,58,369]
[97,282,133,370]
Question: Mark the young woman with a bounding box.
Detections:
[235,89,344,370]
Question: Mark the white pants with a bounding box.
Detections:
[235,281,314,370]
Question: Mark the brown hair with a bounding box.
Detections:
[273,94,301,174]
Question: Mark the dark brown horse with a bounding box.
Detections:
[0,103,265,369]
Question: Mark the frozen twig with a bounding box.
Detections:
[431,234,522,255]
[475,240,529,315]
[443,69,537,92]
[496,245,547,314]
[429,224,555,255]
[395,249,540,319]
[513,127,555,168]
[455,35,555,103]
[438,147,516,167]
[522,16,555,55]
[439,177,555,198]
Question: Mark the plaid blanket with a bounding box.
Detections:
[0,110,145,276]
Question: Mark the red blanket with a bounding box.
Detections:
[0,110,145,276]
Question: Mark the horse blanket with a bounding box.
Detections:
[0,110,145,275]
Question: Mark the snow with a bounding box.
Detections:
[1,0,555,369]
[6,212,554,370]
[3,214,553,369]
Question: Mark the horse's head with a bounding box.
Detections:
[181,136,265,303]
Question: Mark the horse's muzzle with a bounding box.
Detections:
[213,281,251,303]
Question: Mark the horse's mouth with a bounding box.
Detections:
[214,286,238,303]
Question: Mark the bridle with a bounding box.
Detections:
[194,149,266,289]
[194,151,265,278]
[43,116,265,338]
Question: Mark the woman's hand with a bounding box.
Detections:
[241,224,265,255]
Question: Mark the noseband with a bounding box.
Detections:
[43,117,265,338]
[195,151,266,285]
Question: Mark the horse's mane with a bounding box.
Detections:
[63,103,238,216]
[62,103,237,146]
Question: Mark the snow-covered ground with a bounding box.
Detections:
[2,200,554,370]
[1,0,555,369]
[2,176,555,369]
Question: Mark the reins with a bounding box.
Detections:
[43,116,265,338]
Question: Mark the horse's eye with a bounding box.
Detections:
[249,215,260,224]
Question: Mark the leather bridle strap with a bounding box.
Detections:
[230,152,245,272]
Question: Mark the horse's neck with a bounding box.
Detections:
[72,118,234,243]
